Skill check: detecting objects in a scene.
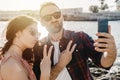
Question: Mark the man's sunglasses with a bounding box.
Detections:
[42,12,61,22]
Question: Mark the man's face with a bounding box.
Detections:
[40,5,63,34]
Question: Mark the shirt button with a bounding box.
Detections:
[76,49,78,52]
[60,45,62,47]
[68,67,71,70]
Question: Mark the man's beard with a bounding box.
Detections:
[47,21,63,33]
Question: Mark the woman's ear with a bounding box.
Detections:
[15,31,21,38]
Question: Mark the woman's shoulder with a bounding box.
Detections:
[1,57,28,80]
[1,57,24,73]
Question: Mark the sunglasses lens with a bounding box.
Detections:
[42,12,61,22]
[29,29,39,37]
[53,12,61,19]
[43,16,51,22]
[30,30,35,36]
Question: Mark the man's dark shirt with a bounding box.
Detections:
[33,29,109,80]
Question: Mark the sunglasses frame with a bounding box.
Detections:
[29,28,40,37]
[42,11,61,22]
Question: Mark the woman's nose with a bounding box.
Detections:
[35,32,41,40]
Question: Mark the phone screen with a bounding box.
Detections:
[98,19,108,38]
[98,19,108,48]
[98,19,108,33]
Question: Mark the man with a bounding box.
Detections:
[33,2,117,80]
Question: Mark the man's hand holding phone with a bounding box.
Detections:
[94,19,116,54]
[97,19,108,49]
[94,19,117,68]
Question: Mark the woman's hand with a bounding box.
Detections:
[40,45,53,79]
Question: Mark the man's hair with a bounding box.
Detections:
[39,2,59,16]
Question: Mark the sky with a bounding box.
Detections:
[0,0,117,12]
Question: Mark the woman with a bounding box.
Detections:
[0,15,53,80]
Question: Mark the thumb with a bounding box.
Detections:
[108,25,111,34]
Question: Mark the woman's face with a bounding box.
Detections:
[19,23,39,48]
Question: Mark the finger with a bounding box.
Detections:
[95,38,110,43]
[48,46,53,58]
[66,40,72,51]
[95,47,108,52]
[40,59,43,65]
[108,25,111,34]
[96,33,111,39]
[70,44,76,53]
[94,43,108,48]
[43,45,47,57]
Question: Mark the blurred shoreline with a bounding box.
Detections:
[0,9,120,21]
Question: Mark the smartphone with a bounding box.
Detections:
[98,19,108,38]
[98,19,108,49]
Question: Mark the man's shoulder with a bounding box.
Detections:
[64,29,87,37]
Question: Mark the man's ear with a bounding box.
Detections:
[61,14,64,21]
